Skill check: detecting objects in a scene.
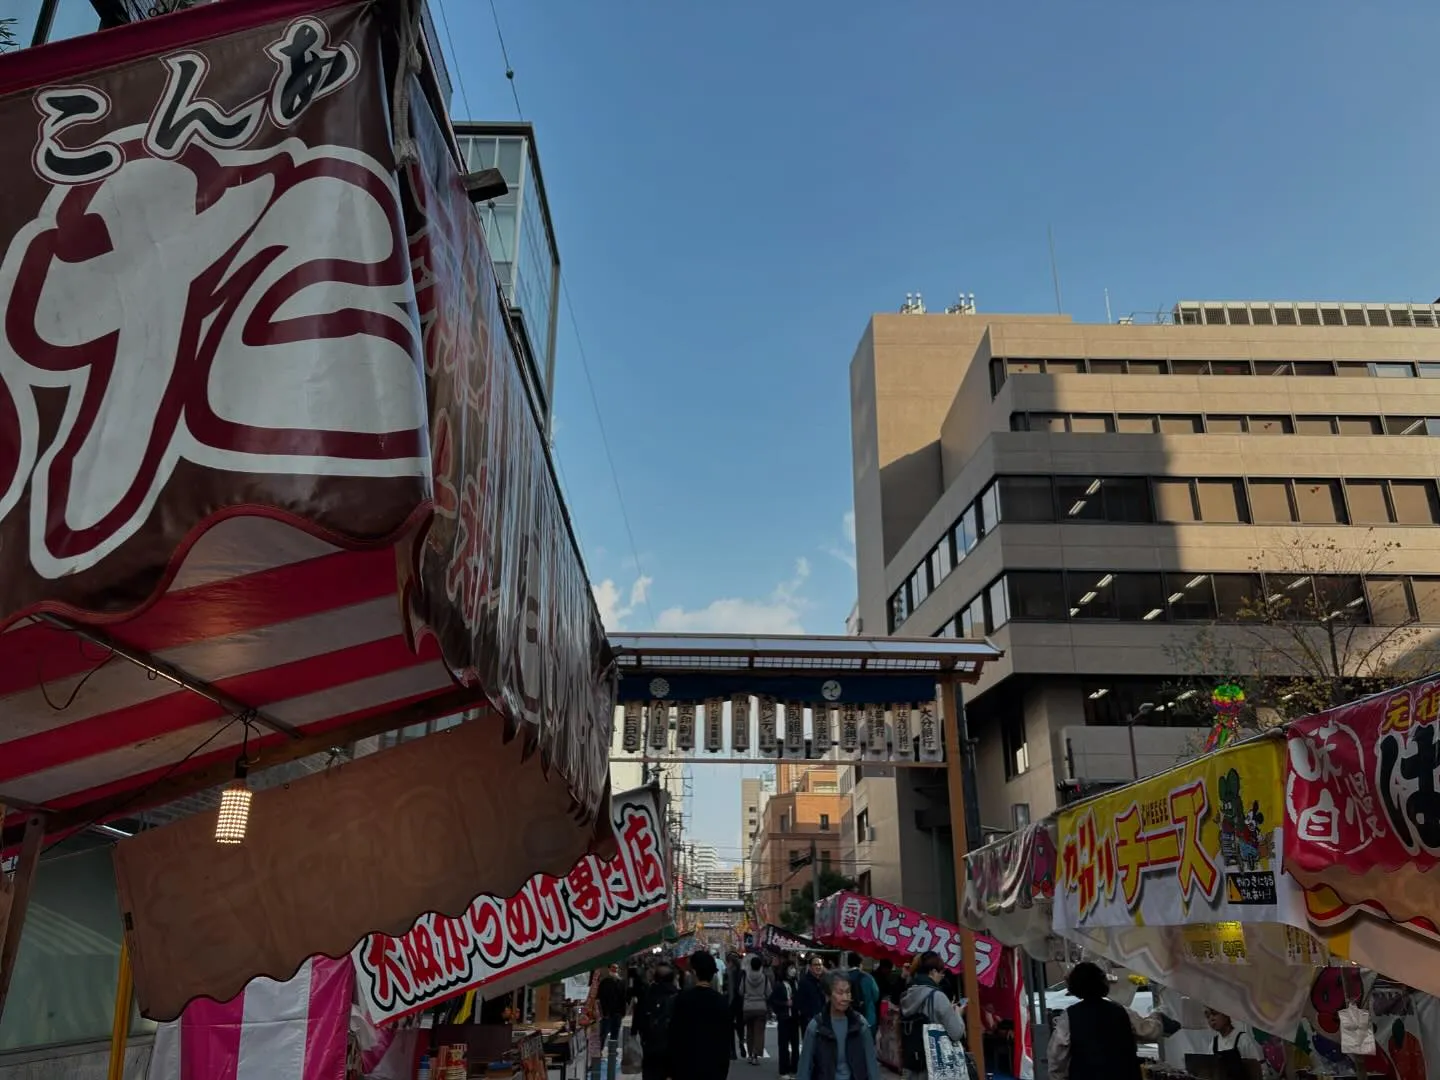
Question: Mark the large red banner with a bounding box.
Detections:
[1284,678,1440,936]
[813,891,1001,986]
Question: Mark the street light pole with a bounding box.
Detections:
[1126,702,1155,781]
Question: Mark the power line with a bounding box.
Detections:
[476,0,655,627]
[486,0,524,119]
[433,0,474,123]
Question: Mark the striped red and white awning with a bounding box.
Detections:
[0,516,466,846]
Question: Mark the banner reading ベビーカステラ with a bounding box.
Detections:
[813,891,1002,987]
[353,789,670,1024]
[1054,740,1323,1035]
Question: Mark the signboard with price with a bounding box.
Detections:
[1054,740,1323,1035]
[813,891,1001,986]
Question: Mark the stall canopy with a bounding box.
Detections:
[814,891,1002,987]
[960,821,1057,953]
[0,0,613,1021]
[759,925,822,955]
[1054,738,1324,1035]
[1284,676,1440,995]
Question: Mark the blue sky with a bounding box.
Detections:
[436,1,1440,858]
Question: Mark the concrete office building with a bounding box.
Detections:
[453,122,562,438]
[847,297,1440,910]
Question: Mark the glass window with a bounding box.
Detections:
[1211,360,1253,376]
[1045,359,1085,374]
[979,483,1001,533]
[1315,576,1367,621]
[0,844,131,1052]
[957,505,979,554]
[986,578,1011,631]
[1390,480,1440,525]
[1002,712,1030,780]
[1292,361,1335,377]
[1337,362,1371,378]
[1421,363,1440,379]
[1196,479,1248,522]
[1007,359,1043,375]
[1248,479,1295,523]
[909,565,930,607]
[1205,415,1246,433]
[1158,415,1204,433]
[1374,363,1415,379]
[1338,416,1383,435]
[495,138,524,183]
[1101,477,1155,523]
[888,589,909,631]
[1067,571,1119,619]
[1294,479,1347,524]
[1248,416,1294,435]
[990,359,1007,396]
[1385,415,1426,436]
[1154,479,1198,522]
[1366,577,1414,625]
[1425,418,1440,436]
[1295,416,1337,435]
[1171,360,1209,375]
[1346,480,1392,524]
[1214,574,1262,620]
[1128,360,1167,375]
[1008,572,1067,621]
[929,539,954,585]
[1257,361,1293,376]
[1412,578,1440,623]
[1118,415,1157,433]
[1264,574,1316,619]
[998,477,1054,522]
[1166,573,1218,621]
[464,137,495,171]
[1054,476,1105,521]
[1069,414,1115,433]
[1009,413,1030,432]
[1032,413,1068,433]
[1089,360,1126,374]
[1113,573,1166,621]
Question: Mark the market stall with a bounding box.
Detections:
[758,924,825,956]
[814,890,1003,985]
[1284,675,1440,997]
[1053,738,1327,1037]
[960,821,1057,955]
[0,0,614,1030]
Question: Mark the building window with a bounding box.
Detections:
[1053,476,1106,521]
[857,809,870,840]
[1154,479,1199,522]
[858,870,873,895]
[1390,480,1440,525]
[1002,712,1029,780]
[1166,572,1218,621]
[1385,416,1427,436]
[1206,415,1246,434]
[1118,414,1158,433]
[1294,480,1347,524]
[1008,572,1067,621]
[1338,416,1383,435]
[956,505,979,555]
[929,538,954,586]
[1213,574,1263,620]
[979,482,1002,533]
[1248,479,1295,523]
[1158,414,1205,434]
[999,476,1055,521]
[1249,416,1294,434]
[1295,416,1337,435]
[986,578,1010,631]
[819,814,831,831]
[909,564,930,608]
[1068,414,1116,433]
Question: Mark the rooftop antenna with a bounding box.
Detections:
[1048,225,1064,314]
[1104,288,1113,324]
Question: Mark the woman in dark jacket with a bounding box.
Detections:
[1047,962,1140,1080]
[769,958,801,1078]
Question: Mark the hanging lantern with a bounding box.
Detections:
[215,763,251,845]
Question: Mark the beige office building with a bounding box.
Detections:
[846,298,1440,908]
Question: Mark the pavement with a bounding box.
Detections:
[617,1021,904,1080]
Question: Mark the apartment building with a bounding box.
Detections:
[752,768,846,917]
[847,297,1440,909]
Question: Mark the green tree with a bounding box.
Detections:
[778,870,854,934]
[0,19,17,51]
[1162,530,1440,741]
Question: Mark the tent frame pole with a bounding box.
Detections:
[0,812,45,1025]
[940,677,987,1079]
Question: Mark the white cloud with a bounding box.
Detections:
[824,509,857,570]
[653,558,811,635]
[592,574,652,631]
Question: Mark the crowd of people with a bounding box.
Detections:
[602,947,969,1080]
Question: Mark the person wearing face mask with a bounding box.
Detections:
[770,957,801,1079]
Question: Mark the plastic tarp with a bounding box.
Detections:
[959,821,1057,952]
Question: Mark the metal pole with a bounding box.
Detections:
[0,812,44,1025]
[810,838,819,918]
[940,677,987,1079]
[106,936,134,1080]
[1127,715,1139,781]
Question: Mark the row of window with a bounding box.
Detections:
[990,356,1440,394]
[888,473,1440,630]
[1011,411,1440,437]
[936,570,1440,637]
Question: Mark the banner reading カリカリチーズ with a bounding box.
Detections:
[1054,740,1326,1035]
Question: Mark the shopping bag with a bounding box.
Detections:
[621,1032,644,1074]
[1338,1004,1375,1055]
[921,1023,978,1080]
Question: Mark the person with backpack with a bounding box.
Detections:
[669,950,733,1080]
[843,953,880,1028]
[1046,962,1141,1080]
[899,951,968,1080]
[634,963,679,1080]
[796,972,879,1080]
[740,954,773,1065]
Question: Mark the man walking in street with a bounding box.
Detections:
[668,950,732,1080]
[769,956,801,1080]
[843,953,880,1029]
[796,955,827,1037]
[796,973,879,1080]
[634,964,680,1080]
[598,963,627,1051]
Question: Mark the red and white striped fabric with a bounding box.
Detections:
[0,516,456,837]
[147,956,351,1080]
